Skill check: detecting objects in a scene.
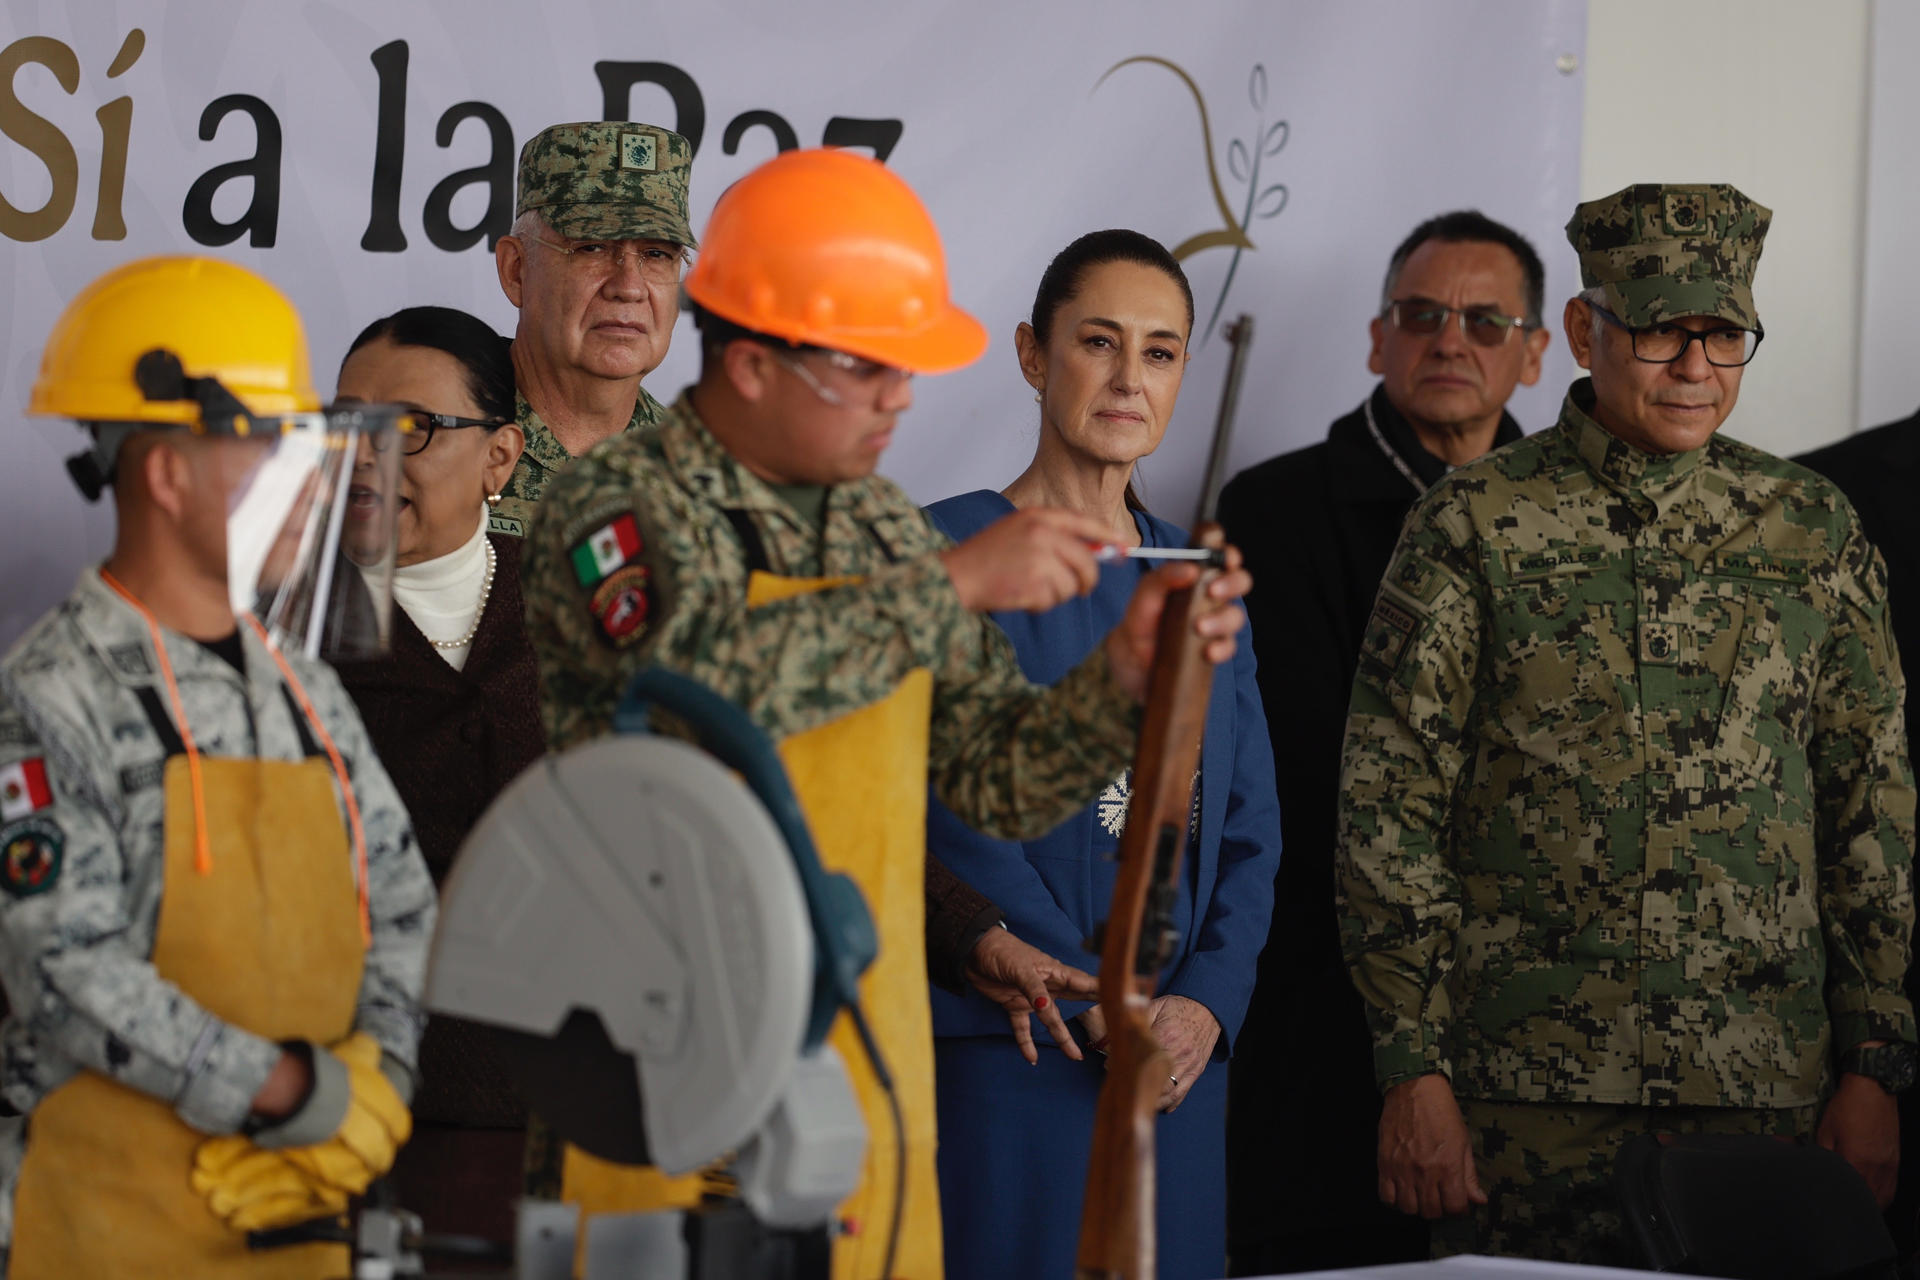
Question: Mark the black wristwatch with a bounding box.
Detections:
[1839,1042,1919,1095]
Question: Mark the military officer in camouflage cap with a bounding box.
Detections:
[1337,182,1918,1263]
[490,121,695,538]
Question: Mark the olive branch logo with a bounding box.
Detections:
[1095,57,1289,343]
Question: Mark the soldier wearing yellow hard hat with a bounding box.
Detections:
[0,255,437,1277]
[521,149,1256,1278]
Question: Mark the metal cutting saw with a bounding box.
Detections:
[305,668,889,1279]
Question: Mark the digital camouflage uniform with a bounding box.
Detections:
[0,569,439,1251]
[491,122,693,539]
[1337,184,1918,1263]
[522,389,1144,834]
[492,388,666,538]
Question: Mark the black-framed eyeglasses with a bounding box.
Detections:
[524,232,689,286]
[1384,300,1536,347]
[1588,303,1764,368]
[367,412,507,455]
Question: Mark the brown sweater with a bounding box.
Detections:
[335,535,545,1130]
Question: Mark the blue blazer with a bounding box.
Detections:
[923,491,1281,1053]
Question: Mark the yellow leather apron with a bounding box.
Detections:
[561,569,943,1279]
[9,751,365,1279]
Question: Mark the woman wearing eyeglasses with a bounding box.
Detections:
[331,305,541,1249]
[922,231,1280,1280]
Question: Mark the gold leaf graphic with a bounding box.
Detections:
[1095,56,1255,261]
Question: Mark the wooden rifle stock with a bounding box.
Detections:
[1075,523,1227,1280]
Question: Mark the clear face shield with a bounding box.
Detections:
[226,406,417,661]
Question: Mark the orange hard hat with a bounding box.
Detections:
[684,148,987,375]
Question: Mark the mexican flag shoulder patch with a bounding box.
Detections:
[571,513,644,586]
[0,758,53,822]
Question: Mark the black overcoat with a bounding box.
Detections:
[1798,411,1920,1257]
[1216,387,1519,1272]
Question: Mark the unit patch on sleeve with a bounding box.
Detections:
[571,513,644,586]
[0,817,63,897]
[0,758,53,822]
[1360,596,1421,673]
[590,565,653,647]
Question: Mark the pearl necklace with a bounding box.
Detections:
[429,536,497,651]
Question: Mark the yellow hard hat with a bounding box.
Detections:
[29,255,320,426]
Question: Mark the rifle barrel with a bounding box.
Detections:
[1192,315,1255,529]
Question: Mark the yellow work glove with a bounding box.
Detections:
[278,1031,414,1196]
[191,1134,349,1232]
[191,1031,413,1231]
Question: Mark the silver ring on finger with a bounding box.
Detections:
[1170,1074,1179,1088]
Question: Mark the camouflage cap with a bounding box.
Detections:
[1566,183,1770,329]
[515,122,696,247]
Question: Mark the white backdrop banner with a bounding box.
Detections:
[1,0,1586,648]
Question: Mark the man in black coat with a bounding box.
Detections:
[1219,211,1550,1274]
[1798,410,1920,1257]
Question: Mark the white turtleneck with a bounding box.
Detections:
[392,510,491,671]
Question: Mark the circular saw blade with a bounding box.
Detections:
[427,734,814,1173]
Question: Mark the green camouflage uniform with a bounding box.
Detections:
[521,390,1144,838]
[491,388,665,538]
[491,122,693,539]
[1338,183,1917,1263]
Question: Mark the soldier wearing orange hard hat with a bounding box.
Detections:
[0,255,437,1277]
[521,148,1255,1276]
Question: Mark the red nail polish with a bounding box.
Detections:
[1034,996,1049,1010]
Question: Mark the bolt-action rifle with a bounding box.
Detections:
[1074,523,1226,1280]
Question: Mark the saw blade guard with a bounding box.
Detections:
[613,667,879,1049]
[426,667,879,1174]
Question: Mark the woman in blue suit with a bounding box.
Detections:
[926,229,1281,1280]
